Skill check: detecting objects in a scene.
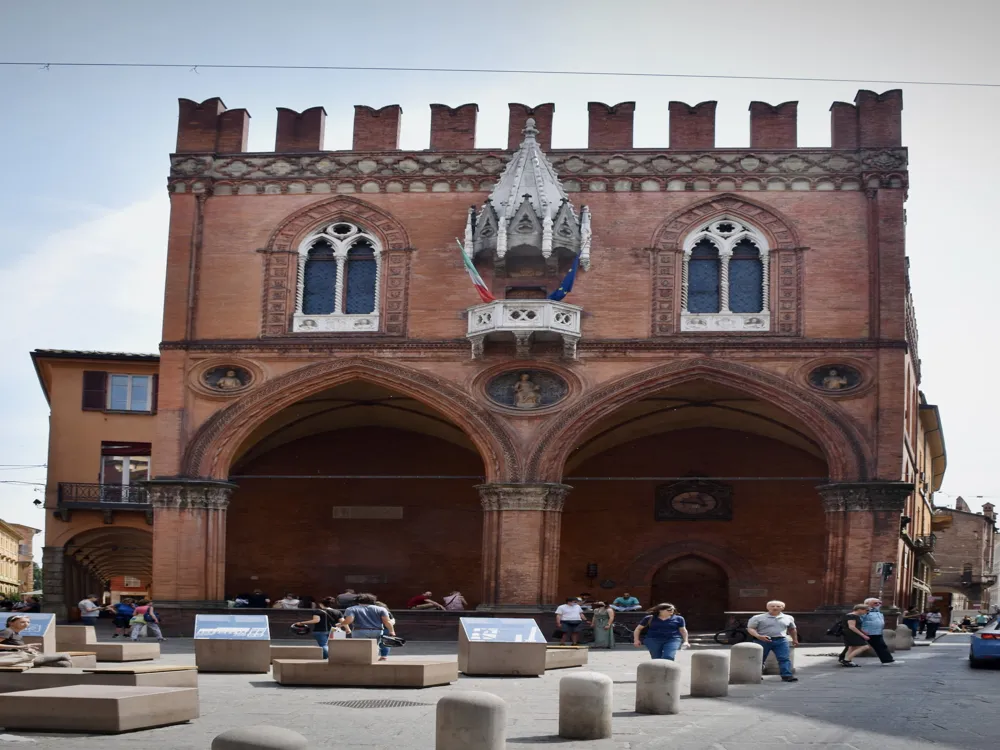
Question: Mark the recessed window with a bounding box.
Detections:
[108,375,151,412]
[100,442,151,503]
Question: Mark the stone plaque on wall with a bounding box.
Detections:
[332,506,403,520]
[486,370,568,410]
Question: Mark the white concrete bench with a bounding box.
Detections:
[272,638,457,687]
[545,646,589,670]
[270,644,323,663]
[0,685,198,733]
[0,665,197,693]
[55,626,160,662]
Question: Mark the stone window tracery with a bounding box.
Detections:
[681,218,770,332]
[294,222,382,332]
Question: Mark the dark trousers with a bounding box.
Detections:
[839,633,894,663]
[925,622,939,639]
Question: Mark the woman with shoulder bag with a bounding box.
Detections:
[129,600,166,642]
[293,598,344,659]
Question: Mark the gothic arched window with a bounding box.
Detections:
[294,222,382,332]
[681,219,770,332]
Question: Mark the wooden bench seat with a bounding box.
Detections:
[0,685,199,733]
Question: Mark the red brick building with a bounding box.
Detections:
[39,90,942,634]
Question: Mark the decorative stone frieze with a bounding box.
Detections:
[169,148,908,195]
[817,482,913,513]
[477,483,572,512]
[145,479,238,511]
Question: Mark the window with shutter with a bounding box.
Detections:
[82,371,108,410]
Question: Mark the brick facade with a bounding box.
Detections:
[35,91,945,633]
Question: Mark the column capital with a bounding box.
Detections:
[477,483,572,512]
[145,478,238,511]
[817,481,913,513]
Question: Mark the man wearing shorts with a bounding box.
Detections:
[555,597,588,645]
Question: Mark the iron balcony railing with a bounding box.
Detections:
[57,482,150,507]
[912,534,936,551]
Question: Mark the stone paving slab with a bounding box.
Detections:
[0,637,993,748]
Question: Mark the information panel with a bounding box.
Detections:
[460,617,545,644]
[194,614,270,640]
[17,613,54,638]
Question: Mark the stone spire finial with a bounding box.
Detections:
[471,118,590,272]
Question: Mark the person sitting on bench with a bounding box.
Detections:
[407,592,446,610]
[610,593,642,611]
[0,615,72,668]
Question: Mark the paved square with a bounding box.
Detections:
[3,636,994,749]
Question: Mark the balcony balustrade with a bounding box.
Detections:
[467,299,582,360]
[56,483,152,524]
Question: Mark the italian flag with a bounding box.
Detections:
[457,240,496,303]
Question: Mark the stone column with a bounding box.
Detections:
[41,546,66,619]
[147,479,237,605]
[818,482,913,607]
[478,483,571,608]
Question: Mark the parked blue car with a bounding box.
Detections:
[970,617,1000,668]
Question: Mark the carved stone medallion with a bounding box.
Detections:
[486,370,568,410]
[808,364,861,393]
[204,366,252,393]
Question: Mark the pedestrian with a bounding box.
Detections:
[273,593,300,609]
[111,597,135,638]
[293,598,343,659]
[839,604,872,667]
[555,596,588,645]
[0,616,73,668]
[78,594,102,629]
[918,610,927,634]
[443,591,467,611]
[632,602,690,660]
[406,591,446,610]
[375,600,396,661]
[901,607,920,637]
[747,600,799,682]
[246,589,269,608]
[925,610,942,639]
[297,595,315,611]
[590,601,615,649]
[853,597,899,665]
[129,600,166,642]
[341,594,396,661]
[975,611,990,629]
[610,592,642,611]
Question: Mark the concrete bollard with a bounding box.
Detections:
[212,725,309,750]
[729,642,764,684]
[762,645,796,674]
[882,629,897,653]
[635,659,682,715]
[895,625,914,651]
[436,692,506,750]
[559,672,613,740]
[690,651,729,697]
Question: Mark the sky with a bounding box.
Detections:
[1,0,998,557]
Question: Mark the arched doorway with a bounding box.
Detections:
[225,380,486,607]
[650,556,728,631]
[62,527,152,612]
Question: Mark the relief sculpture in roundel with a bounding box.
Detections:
[204,366,252,392]
[487,371,568,410]
[808,364,862,393]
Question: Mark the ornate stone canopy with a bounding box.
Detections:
[467,119,591,271]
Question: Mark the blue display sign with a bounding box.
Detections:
[15,613,54,638]
[460,617,545,644]
[194,614,270,640]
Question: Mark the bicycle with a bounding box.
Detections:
[714,617,750,645]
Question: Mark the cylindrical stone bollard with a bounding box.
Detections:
[436,691,506,750]
[895,624,914,651]
[882,628,897,653]
[559,671,613,740]
[762,644,797,674]
[212,725,309,750]
[729,642,764,684]
[690,651,729,697]
[635,659,682,714]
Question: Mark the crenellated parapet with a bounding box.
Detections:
[168,92,907,195]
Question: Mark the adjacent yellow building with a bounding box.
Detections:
[0,520,22,597]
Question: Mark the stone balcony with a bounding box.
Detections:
[467,299,582,359]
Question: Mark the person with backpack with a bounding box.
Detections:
[838,603,872,667]
[129,600,166,642]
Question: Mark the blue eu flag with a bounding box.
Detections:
[548,254,581,301]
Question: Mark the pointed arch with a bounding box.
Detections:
[650,194,803,335]
[262,196,412,336]
[181,358,520,482]
[628,541,756,587]
[526,358,869,482]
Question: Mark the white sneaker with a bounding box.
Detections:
[882,660,904,665]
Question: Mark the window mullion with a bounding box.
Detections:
[681,250,691,313]
[334,256,347,314]
[719,250,733,314]
[760,249,770,314]
[295,253,307,314]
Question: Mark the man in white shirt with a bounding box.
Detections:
[78,595,102,629]
[555,597,588,645]
[273,593,300,610]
